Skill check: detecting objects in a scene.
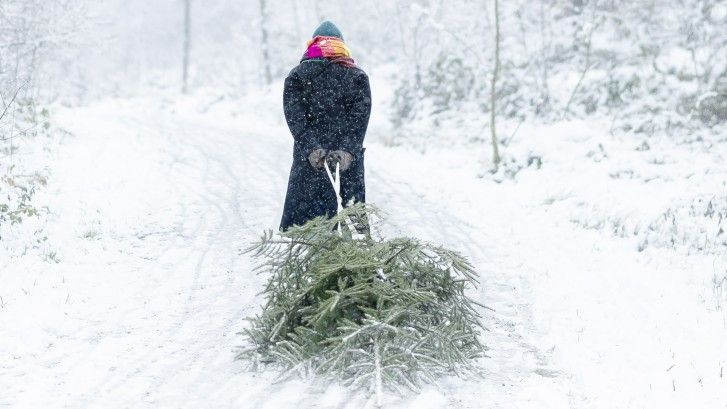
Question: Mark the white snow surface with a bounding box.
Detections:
[1,79,726,408]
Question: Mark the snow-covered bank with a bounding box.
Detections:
[1,86,725,408]
[369,139,727,407]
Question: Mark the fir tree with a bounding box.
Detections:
[239,204,486,405]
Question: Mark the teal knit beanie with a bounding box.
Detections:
[312,21,343,40]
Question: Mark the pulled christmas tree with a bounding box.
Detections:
[239,204,486,405]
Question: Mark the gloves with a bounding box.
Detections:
[308,149,327,169]
[308,149,355,171]
[325,150,354,171]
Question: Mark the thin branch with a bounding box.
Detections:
[267,239,333,251]
[0,122,38,142]
[0,84,24,122]
[503,117,525,147]
[562,16,597,119]
[384,246,409,265]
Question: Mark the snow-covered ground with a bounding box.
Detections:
[1,77,726,408]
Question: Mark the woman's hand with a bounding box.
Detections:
[326,150,354,171]
[308,149,327,169]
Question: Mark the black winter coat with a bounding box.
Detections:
[280,59,372,231]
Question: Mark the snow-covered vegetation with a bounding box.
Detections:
[1,0,726,408]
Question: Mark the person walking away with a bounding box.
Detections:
[280,21,372,231]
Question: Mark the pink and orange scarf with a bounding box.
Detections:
[303,36,357,68]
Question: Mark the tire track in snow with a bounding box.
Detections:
[62,115,224,406]
[30,114,217,405]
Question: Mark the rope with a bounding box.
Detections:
[324,160,343,215]
[323,159,370,239]
[324,160,350,235]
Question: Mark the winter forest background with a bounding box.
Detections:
[2,0,727,408]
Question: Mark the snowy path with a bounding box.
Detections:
[1,97,725,408]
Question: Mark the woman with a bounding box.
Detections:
[280,21,372,231]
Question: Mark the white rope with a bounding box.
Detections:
[324,160,343,215]
[324,160,343,234]
[324,157,370,238]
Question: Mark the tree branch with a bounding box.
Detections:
[0,84,24,122]
[384,246,409,265]
[562,12,599,119]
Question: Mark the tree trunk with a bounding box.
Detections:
[539,0,551,112]
[259,0,272,85]
[290,0,302,40]
[490,0,501,171]
[182,0,191,94]
[314,0,324,21]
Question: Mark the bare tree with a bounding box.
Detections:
[182,0,191,93]
[490,0,501,171]
[259,0,272,85]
